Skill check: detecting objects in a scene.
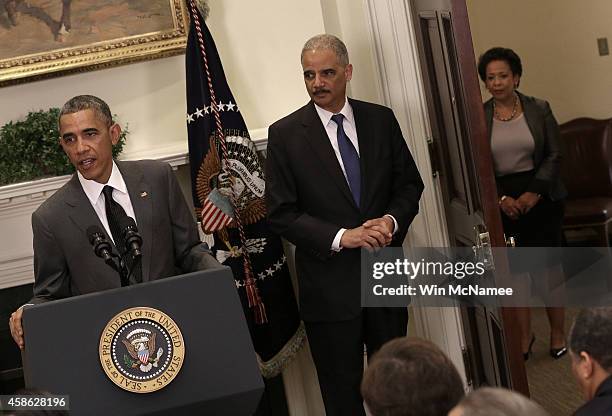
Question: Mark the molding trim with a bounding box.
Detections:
[0,133,269,203]
[363,0,448,248]
[0,175,70,208]
[362,0,468,385]
[120,129,269,167]
[0,253,34,290]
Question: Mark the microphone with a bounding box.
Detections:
[87,225,123,280]
[119,217,142,258]
[87,226,114,262]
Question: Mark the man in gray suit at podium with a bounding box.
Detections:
[9,95,220,349]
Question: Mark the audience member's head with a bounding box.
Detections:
[361,337,464,416]
[448,387,549,416]
[569,307,612,400]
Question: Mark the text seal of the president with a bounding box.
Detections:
[99,307,185,393]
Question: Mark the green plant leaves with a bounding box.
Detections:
[0,108,127,186]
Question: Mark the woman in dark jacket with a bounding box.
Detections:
[478,47,567,360]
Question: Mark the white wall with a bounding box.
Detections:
[320,0,382,103]
[0,57,189,158]
[0,0,327,156]
[467,0,612,123]
[0,0,380,157]
[204,0,325,130]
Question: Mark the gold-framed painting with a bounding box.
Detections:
[0,0,188,87]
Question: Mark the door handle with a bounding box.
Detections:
[472,224,495,270]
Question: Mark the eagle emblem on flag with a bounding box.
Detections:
[196,134,267,233]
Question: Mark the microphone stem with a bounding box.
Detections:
[124,254,142,285]
[104,255,120,273]
[119,258,130,287]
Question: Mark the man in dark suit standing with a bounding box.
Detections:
[9,95,220,349]
[570,307,612,416]
[265,34,424,415]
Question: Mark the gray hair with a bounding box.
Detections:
[301,34,349,66]
[570,307,612,371]
[59,95,113,128]
[456,387,549,416]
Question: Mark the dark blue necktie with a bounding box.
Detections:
[331,113,361,207]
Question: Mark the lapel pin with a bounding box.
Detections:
[140,191,148,198]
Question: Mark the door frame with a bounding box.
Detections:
[362,0,528,395]
[363,0,467,386]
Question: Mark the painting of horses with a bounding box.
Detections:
[0,0,188,85]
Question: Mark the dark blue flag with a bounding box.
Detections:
[185,1,304,377]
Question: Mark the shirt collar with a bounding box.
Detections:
[596,375,612,397]
[78,161,128,205]
[314,98,355,129]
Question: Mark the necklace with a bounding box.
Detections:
[493,94,518,121]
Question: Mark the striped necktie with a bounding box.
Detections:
[102,185,142,284]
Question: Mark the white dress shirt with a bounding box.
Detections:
[314,99,397,251]
[78,161,136,244]
[315,99,361,175]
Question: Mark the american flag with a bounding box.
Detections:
[200,188,234,233]
[185,0,304,380]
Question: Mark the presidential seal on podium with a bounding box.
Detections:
[99,307,185,393]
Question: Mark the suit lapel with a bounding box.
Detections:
[519,94,544,147]
[484,99,494,139]
[64,174,107,238]
[350,99,373,211]
[64,175,123,287]
[519,93,544,158]
[117,161,153,282]
[301,102,357,210]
